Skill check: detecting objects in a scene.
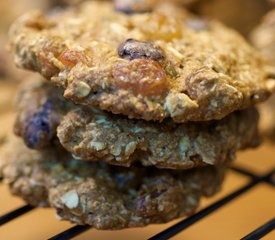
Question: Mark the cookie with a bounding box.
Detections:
[0,137,225,229]
[9,1,275,122]
[15,79,260,169]
[191,0,272,37]
[251,10,275,141]
[251,9,275,65]
[58,107,261,169]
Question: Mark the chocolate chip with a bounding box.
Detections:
[23,100,55,149]
[185,18,210,32]
[118,39,165,61]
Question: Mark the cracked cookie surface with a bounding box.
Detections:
[9,1,275,122]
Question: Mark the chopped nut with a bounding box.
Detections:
[125,141,137,156]
[88,142,106,151]
[61,191,79,209]
[74,81,91,98]
[165,92,198,117]
[114,146,122,156]
[179,136,191,152]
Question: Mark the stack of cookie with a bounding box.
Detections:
[1,1,275,229]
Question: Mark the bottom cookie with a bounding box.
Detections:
[0,137,226,229]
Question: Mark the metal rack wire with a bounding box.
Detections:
[0,166,274,240]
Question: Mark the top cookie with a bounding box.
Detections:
[251,9,275,65]
[9,1,275,122]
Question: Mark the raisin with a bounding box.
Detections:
[112,59,168,96]
[23,100,55,149]
[118,39,165,61]
[58,49,86,68]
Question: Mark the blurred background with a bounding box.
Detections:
[0,0,274,239]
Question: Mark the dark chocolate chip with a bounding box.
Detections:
[118,39,165,61]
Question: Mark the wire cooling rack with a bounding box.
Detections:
[0,164,274,240]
